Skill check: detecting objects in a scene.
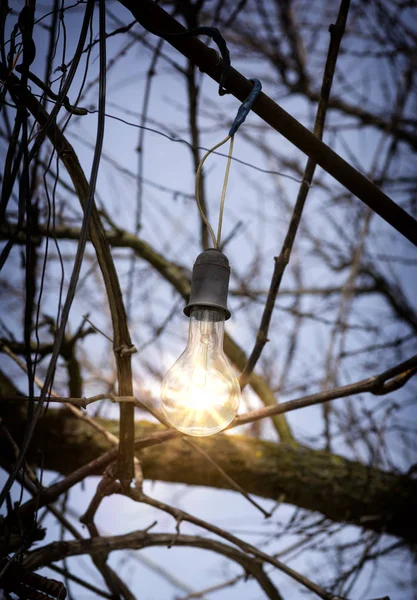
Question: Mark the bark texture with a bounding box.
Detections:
[1,394,415,544]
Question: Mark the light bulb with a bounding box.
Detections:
[161,307,241,436]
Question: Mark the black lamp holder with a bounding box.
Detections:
[184,248,231,320]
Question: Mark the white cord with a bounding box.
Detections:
[195,134,235,249]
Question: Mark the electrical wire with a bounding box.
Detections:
[78,109,304,183]
[194,80,260,249]
[195,134,235,248]
[217,135,234,247]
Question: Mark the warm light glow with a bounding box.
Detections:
[161,308,241,436]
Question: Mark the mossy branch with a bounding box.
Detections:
[1,394,415,544]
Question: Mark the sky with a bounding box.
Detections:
[1,1,417,599]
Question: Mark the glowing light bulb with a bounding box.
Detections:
[161,307,241,436]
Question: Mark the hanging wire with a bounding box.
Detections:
[194,78,262,249]
[195,134,231,248]
[217,135,234,246]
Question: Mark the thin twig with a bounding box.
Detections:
[239,0,351,393]
[0,394,136,408]
[24,531,283,600]
[133,396,272,518]
[82,314,113,343]
[47,565,113,600]
[116,0,417,246]
[1,342,120,445]
[129,492,334,600]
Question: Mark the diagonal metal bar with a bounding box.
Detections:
[118,0,417,247]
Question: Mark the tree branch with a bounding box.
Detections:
[240,0,350,388]
[116,0,417,247]
[2,362,416,543]
[24,532,282,600]
[1,220,294,440]
[0,62,136,484]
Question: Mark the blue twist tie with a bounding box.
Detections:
[229,78,262,136]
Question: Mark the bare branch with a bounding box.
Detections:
[240,0,350,388]
[24,532,283,600]
[116,0,417,247]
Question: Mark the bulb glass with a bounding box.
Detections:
[161,307,241,436]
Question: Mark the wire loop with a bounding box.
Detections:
[195,79,261,249]
[195,135,232,248]
[133,21,231,96]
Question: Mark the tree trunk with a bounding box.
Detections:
[1,387,415,544]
